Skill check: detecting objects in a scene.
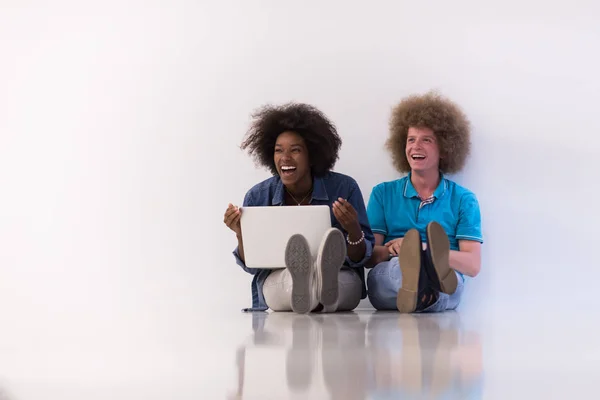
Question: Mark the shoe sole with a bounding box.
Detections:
[397,229,421,313]
[285,234,313,314]
[426,221,457,295]
[317,228,346,307]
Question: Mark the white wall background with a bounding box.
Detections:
[1,0,599,357]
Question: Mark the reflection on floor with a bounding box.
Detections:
[228,311,482,399]
[2,307,596,399]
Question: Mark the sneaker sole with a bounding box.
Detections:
[285,234,313,314]
[426,221,457,295]
[317,228,346,307]
[397,229,421,313]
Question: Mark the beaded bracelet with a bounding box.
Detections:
[347,230,365,246]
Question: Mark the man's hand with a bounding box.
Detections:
[224,203,242,237]
[384,238,403,256]
[385,237,427,255]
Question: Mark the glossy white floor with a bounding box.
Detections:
[1,304,599,400]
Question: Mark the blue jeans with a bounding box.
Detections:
[367,257,464,312]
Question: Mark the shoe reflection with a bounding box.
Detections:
[367,311,484,399]
[229,311,482,399]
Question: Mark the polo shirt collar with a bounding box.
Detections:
[404,171,447,199]
[272,175,329,205]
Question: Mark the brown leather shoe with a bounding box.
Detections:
[396,229,422,313]
[425,221,457,295]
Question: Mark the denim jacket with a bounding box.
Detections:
[232,171,375,311]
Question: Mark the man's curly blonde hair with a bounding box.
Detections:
[387,91,471,174]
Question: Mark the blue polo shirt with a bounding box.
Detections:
[366,173,483,252]
[232,171,375,311]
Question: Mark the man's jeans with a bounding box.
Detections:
[366,257,464,312]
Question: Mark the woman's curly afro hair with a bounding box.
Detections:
[387,91,471,174]
[240,102,342,177]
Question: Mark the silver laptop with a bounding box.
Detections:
[240,205,332,269]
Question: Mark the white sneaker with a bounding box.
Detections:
[284,233,314,314]
[315,228,346,308]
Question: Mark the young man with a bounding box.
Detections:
[224,102,375,314]
[366,91,483,313]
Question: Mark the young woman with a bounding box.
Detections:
[224,103,375,313]
[366,91,483,313]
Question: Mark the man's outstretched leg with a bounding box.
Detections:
[425,221,458,295]
[396,229,422,313]
[418,221,465,313]
[368,225,460,313]
[368,229,437,313]
[396,228,444,313]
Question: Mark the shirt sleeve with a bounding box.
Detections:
[344,181,375,268]
[232,190,261,275]
[455,192,484,243]
[366,183,388,237]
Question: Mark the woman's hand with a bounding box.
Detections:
[224,203,242,237]
[332,198,361,238]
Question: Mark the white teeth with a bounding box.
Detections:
[281,166,296,171]
[412,155,425,159]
